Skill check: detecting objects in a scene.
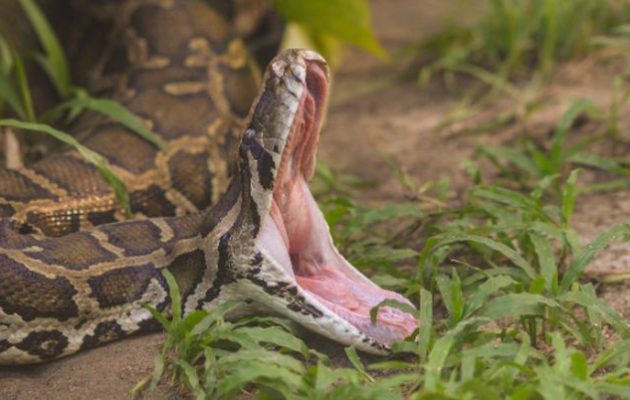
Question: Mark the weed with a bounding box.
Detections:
[417,0,630,86]
[140,162,629,398]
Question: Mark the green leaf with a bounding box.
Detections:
[560,224,630,292]
[238,326,308,356]
[479,293,560,319]
[435,232,537,280]
[549,99,602,169]
[369,299,417,327]
[13,54,35,122]
[569,152,630,174]
[436,271,464,325]
[465,275,515,316]
[345,346,373,382]
[570,352,588,380]
[424,317,488,390]
[161,268,181,322]
[558,291,629,337]
[476,145,539,176]
[0,73,26,120]
[273,0,388,59]
[19,0,72,96]
[592,339,630,371]
[561,169,580,225]
[358,203,424,225]
[0,119,131,215]
[529,232,557,294]
[58,96,164,148]
[417,288,433,359]
[0,34,13,75]
[356,246,418,265]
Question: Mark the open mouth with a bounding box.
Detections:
[255,57,418,346]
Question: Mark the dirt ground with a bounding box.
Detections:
[1,1,629,399]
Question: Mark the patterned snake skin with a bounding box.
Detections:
[0,0,418,364]
[0,0,258,237]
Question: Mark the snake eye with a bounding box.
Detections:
[240,128,266,161]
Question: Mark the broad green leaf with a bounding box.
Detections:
[0,119,130,213]
[273,0,387,59]
[570,352,588,380]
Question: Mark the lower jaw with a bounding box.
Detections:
[258,177,418,345]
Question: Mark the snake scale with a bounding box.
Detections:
[0,0,417,365]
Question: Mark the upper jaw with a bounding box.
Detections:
[239,49,418,352]
[248,50,418,351]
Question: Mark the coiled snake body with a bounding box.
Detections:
[0,0,417,365]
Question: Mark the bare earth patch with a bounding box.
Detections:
[1,0,628,398]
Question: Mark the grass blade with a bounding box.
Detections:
[529,233,557,294]
[18,0,71,96]
[0,119,130,214]
[560,224,630,292]
[58,96,164,148]
[417,288,432,359]
[437,232,537,280]
[13,54,35,122]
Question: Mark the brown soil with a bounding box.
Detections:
[1,0,628,399]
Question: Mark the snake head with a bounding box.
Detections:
[233,49,418,354]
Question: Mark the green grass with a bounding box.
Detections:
[411,0,630,132]
[417,0,630,87]
[138,101,630,397]
[137,162,630,399]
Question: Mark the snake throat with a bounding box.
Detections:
[256,57,418,347]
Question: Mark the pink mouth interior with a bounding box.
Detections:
[256,62,418,345]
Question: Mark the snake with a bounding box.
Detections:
[0,0,418,365]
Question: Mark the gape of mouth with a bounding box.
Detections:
[256,60,418,346]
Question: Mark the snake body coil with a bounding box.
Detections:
[0,0,417,365]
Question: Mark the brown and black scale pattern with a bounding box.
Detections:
[0,0,259,237]
[0,0,266,365]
